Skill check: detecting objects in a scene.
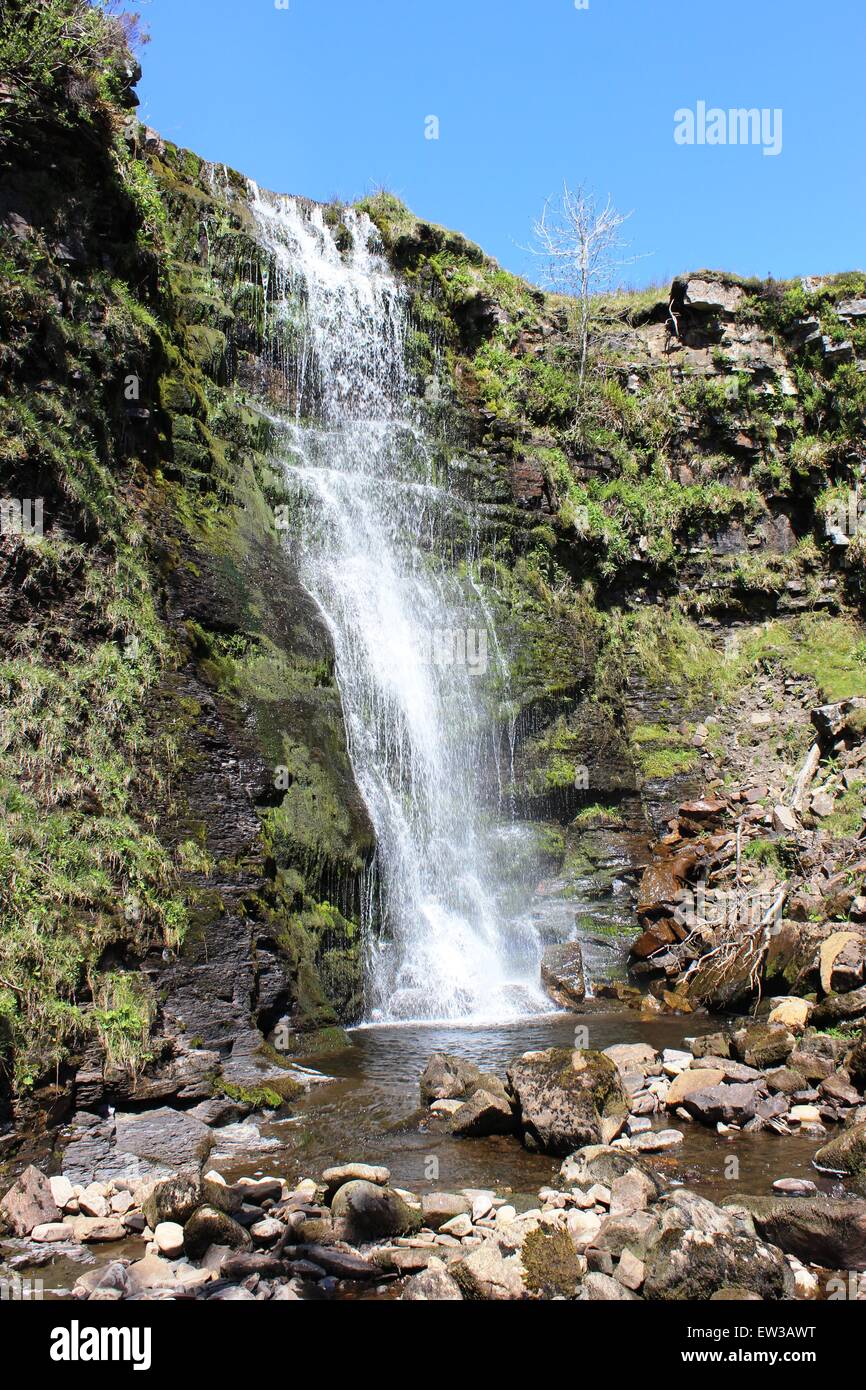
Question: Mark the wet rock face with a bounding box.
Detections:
[507,1048,628,1155]
[540,941,586,1009]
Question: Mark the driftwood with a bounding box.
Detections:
[790,742,821,813]
[681,884,788,1002]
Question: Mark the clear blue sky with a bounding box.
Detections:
[131,0,865,288]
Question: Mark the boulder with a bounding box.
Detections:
[283,1243,378,1279]
[610,1168,657,1218]
[658,1189,750,1238]
[682,1083,762,1126]
[402,1263,464,1300]
[813,986,866,1027]
[141,1171,240,1229]
[113,1107,213,1179]
[70,1216,127,1243]
[183,1205,252,1260]
[819,1074,861,1107]
[330,1180,421,1244]
[450,1088,517,1138]
[452,1238,530,1300]
[730,1195,866,1272]
[733,1022,795,1069]
[419,1053,482,1105]
[630,1129,684,1153]
[560,1144,663,1193]
[603,1043,659,1074]
[540,941,586,1009]
[220,1251,285,1280]
[32,1222,72,1243]
[321,1163,389,1201]
[594,1210,661,1259]
[767,998,812,1032]
[566,1209,603,1251]
[0,1165,61,1236]
[666,1068,725,1107]
[643,1227,789,1300]
[811,698,866,741]
[250,1217,283,1248]
[49,1176,75,1210]
[507,1049,628,1156]
[689,1032,731,1059]
[764,1066,807,1095]
[820,932,865,994]
[233,1176,285,1205]
[682,278,743,313]
[420,1192,472,1230]
[154,1222,185,1258]
[814,1121,866,1178]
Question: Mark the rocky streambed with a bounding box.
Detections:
[3,1010,865,1302]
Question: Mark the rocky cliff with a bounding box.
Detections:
[1,0,865,1151]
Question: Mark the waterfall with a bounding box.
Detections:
[249,188,550,1023]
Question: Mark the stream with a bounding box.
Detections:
[217,1009,837,1207]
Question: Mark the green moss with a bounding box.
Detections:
[218,1078,288,1110]
[522,1226,583,1298]
[733,615,866,702]
[741,838,788,874]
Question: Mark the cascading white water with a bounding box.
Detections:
[249,187,550,1022]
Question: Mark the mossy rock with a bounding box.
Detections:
[521,1226,584,1298]
[507,1048,628,1155]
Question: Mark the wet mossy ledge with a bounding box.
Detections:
[1,0,865,1142]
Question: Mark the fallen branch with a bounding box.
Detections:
[789,742,821,813]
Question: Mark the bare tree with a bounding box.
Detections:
[529,182,641,395]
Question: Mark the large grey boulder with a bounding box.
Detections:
[560,1144,664,1193]
[330,1180,421,1244]
[681,1082,763,1126]
[507,1049,628,1156]
[141,1171,240,1228]
[183,1205,251,1260]
[419,1053,482,1105]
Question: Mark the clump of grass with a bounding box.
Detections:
[733,614,866,702]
